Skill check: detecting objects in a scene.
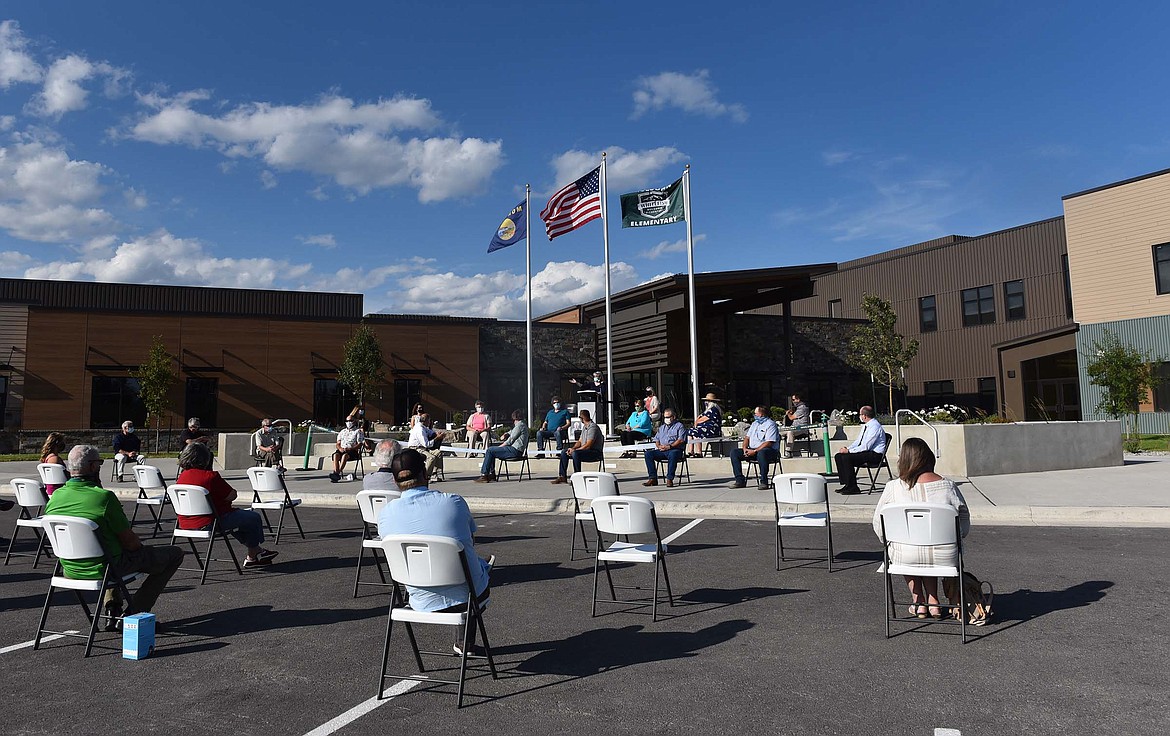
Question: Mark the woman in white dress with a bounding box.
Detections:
[872,437,970,619]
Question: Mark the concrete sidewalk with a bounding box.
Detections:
[4,453,1167,527]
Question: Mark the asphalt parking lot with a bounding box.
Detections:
[2,505,1165,735]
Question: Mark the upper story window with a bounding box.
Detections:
[828,299,842,318]
[918,295,937,333]
[961,285,995,326]
[1004,280,1026,321]
[1155,244,1170,295]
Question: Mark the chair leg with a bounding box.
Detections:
[378,608,394,699]
[777,525,786,563]
[652,556,660,623]
[3,520,21,565]
[353,542,366,598]
[200,531,216,585]
[456,618,473,708]
[221,530,243,575]
[602,558,617,600]
[33,575,58,650]
[826,523,834,573]
[286,497,306,539]
[591,553,600,617]
[475,611,498,678]
[32,527,48,568]
[660,552,675,606]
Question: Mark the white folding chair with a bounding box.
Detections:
[130,465,172,539]
[111,453,146,483]
[590,496,674,622]
[773,473,834,572]
[568,471,620,561]
[34,515,140,658]
[246,466,304,543]
[353,489,401,597]
[378,534,498,708]
[36,462,68,489]
[166,484,243,585]
[877,502,967,643]
[4,478,51,567]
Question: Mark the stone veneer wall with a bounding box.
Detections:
[478,322,595,413]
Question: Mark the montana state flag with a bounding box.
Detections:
[488,200,527,252]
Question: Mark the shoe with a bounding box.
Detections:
[929,606,945,620]
[0,499,13,511]
[474,475,491,483]
[452,642,487,657]
[665,479,674,488]
[550,477,568,484]
[486,554,496,568]
[727,479,747,489]
[910,605,927,619]
[757,482,771,490]
[329,471,340,483]
[642,479,658,487]
[837,484,861,495]
[255,549,279,562]
[243,555,274,568]
[102,601,123,632]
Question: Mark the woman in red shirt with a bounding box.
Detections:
[176,443,278,567]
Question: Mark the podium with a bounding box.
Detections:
[576,389,600,420]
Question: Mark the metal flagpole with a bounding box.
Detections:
[684,164,700,423]
[526,184,534,428]
[601,152,614,429]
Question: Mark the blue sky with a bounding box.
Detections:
[2,2,1169,318]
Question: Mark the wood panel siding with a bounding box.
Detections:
[1063,171,1170,325]
[0,303,29,428]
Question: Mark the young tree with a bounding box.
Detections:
[1084,331,1162,438]
[338,323,386,408]
[847,294,920,415]
[131,335,177,452]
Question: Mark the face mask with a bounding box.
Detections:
[476,407,484,413]
[553,403,561,410]
[126,427,134,433]
[754,415,766,423]
[664,417,674,425]
[346,422,355,429]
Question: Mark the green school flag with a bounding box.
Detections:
[620,177,685,228]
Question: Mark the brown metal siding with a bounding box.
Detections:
[777,217,1072,400]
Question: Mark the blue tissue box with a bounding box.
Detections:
[122,612,156,660]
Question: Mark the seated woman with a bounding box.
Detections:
[686,393,724,457]
[618,398,653,458]
[465,400,492,450]
[871,437,970,619]
[409,403,425,429]
[40,432,68,495]
[175,443,279,568]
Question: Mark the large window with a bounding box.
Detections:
[91,376,146,429]
[1152,363,1170,411]
[1004,280,1026,321]
[185,377,218,428]
[1061,254,1073,318]
[919,295,937,332]
[314,378,356,428]
[961,285,995,326]
[923,380,954,405]
[392,378,421,426]
[1155,243,1170,295]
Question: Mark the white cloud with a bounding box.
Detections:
[822,150,855,166]
[631,70,747,123]
[26,53,129,118]
[638,233,706,259]
[0,249,33,277]
[259,169,277,189]
[124,92,504,201]
[299,233,336,248]
[0,20,42,89]
[549,146,687,194]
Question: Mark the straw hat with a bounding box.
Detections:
[702,392,722,402]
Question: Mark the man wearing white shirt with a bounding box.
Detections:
[834,405,887,494]
[330,418,366,483]
[408,413,448,481]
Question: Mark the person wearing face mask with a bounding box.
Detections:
[685,393,724,457]
[644,387,661,426]
[408,413,448,481]
[475,410,529,482]
[618,398,653,458]
[727,406,781,489]
[536,396,572,452]
[112,420,147,482]
[44,445,185,630]
[569,371,608,423]
[330,417,366,482]
[465,401,492,450]
[641,408,688,487]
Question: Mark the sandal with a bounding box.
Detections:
[928,605,944,620]
[909,605,927,619]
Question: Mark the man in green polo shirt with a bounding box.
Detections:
[45,445,184,625]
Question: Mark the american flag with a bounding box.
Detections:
[540,166,602,240]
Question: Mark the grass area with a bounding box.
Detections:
[1127,434,1170,452]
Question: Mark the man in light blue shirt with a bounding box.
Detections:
[642,407,688,487]
[728,406,781,489]
[835,405,888,494]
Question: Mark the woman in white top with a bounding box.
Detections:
[872,437,970,620]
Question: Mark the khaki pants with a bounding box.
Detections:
[420,448,444,477]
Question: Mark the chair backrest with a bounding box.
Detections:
[166,484,214,516]
[246,466,285,492]
[590,496,656,536]
[569,471,620,501]
[11,477,48,507]
[773,473,828,505]
[37,463,68,486]
[380,534,468,587]
[133,464,167,492]
[879,503,958,546]
[882,432,893,454]
[356,489,401,525]
[40,515,104,560]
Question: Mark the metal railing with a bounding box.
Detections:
[895,409,940,458]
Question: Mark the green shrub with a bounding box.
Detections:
[736,406,753,422]
[769,406,785,421]
[452,411,465,427]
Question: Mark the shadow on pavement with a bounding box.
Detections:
[995,580,1114,623]
[167,602,384,637]
[491,562,594,586]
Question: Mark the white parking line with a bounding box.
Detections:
[0,631,80,654]
[302,679,424,736]
[662,518,704,545]
[934,729,962,735]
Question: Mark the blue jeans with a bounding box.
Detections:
[217,509,265,549]
[481,445,522,475]
[536,427,567,451]
[644,448,684,481]
[558,448,603,478]
[730,447,781,484]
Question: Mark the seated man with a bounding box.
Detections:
[475,410,528,483]
[44,445,185,627]
[178,417,212,449]
[253,418,285,470]
[550,409,604,484]
[465,401,492,450]
[112,420,146,481]
[835,405,887,494]
[176,443,278,567]
[536,396,571,452]
[781,392,811,459]
[330,417,366,483]
[363,439,402,492]
[377,449,493,653]
[408,413,447,481]
[642,407,688,487]
[728,406,782,489]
